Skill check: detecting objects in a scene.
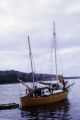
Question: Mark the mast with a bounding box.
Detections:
[53,22,58,82]
[28,36,35,88]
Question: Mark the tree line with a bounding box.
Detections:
[0,70,79,84]
[0,70,54,84]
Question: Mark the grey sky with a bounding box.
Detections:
[0,0,80,76]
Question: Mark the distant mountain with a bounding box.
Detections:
[0,70,79,84]
[64,76,80,79]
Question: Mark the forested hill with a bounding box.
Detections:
[0,70,55,84]
[0,70,79,84]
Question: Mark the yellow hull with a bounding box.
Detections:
[20,90,69,108]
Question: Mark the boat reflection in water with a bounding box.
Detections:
[20,98,71,120]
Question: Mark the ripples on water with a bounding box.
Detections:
[0,79,80,120]
[20,99,71,120]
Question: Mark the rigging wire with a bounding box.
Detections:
[56,38,65,76]
[28,36,35,88]
[35,53,49,82]
[53,22,59,83]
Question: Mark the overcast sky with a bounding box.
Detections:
[0,0,80,76]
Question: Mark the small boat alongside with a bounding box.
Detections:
[0,103,19,110]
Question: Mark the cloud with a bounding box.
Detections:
[0,0,80,76]
[64,0,80,14]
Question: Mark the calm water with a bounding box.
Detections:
[0,79,80,120]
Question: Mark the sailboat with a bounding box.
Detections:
[19,23,73,108]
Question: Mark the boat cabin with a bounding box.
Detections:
[26,84,61,98]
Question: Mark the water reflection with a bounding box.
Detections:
[20,99,71,120]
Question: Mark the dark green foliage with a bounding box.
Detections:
[0,70,55,84]
[0,70,79,84]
